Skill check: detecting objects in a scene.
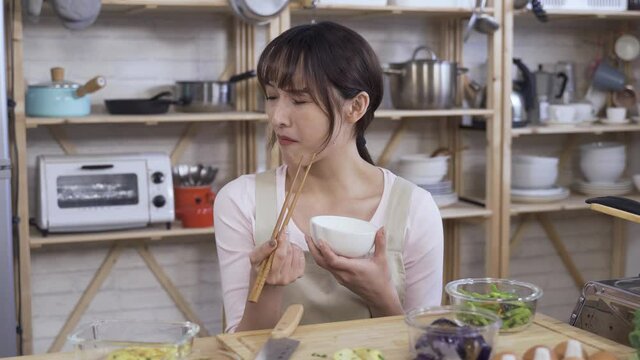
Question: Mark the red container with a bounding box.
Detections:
[174,186,215,228]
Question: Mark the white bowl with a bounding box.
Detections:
[512,162,558,189]
[513,155,559,166]
[580,142,625,155]
[580,159,626,183]
[309,216,377,258]
[634,174,640,192]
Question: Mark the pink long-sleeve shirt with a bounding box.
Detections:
[214,166,444,332]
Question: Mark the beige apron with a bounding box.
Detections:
[255,169,415,325]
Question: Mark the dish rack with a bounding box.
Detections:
[531,0,626,11]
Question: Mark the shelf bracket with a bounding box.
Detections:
[48,126,77,155]
[377,119,408,167]
[48,244,124,353]
[171,123,200,165]
[136,245,210,336]
[509,214,532,255]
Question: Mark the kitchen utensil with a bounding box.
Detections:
[175,70,256,113]
[606,107,627,122]
[26,67,106,117]
[228,0,289,25]
[554,61,576,104]
[249,154,316,303]
[174,186,215,227]
[105,91,179,115]
[612,85,637,114]
[464,0,500,42]
[254,304,303,360]
[586,196,640,223]
[384,46,465,110]
[592,61,626,91]
[50,0,101,30]
[615,34,640,61]
[310,215,376,258]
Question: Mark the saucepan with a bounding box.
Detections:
[26,67,106,117]
[384,46,467,110]
[175,70,256,113]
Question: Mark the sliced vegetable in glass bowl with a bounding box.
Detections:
[405,305,501,360]
[445,278,543,332]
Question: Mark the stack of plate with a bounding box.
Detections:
[575,179,633,196]
[511,187,570,203]
[419,181,458,208]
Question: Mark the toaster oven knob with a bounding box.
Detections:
[152,172,165,184]
[153,195,166,208]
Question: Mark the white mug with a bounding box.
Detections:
[606,107,627,122]
[572,103,594,122]
[548,105,576,123]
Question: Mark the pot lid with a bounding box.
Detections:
[30,67,80,89]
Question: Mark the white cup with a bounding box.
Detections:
[572,103,594,122]
[606,107,627,122]
[548,105,576,123]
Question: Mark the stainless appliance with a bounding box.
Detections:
[36,153,175,233]
[0,3,18,356]
[533,64,568,122]
[512,58,535,128]
[570,277,640,346]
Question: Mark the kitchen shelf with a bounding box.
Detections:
[511,122,640,137]
[440,200,492,219]
[25,111,268,128]
[510,193,640,215]
[290,4,490,17]
[375,108,493,120]
[28,223,214,248]
[515,9,640,20]
[93,0,230,13]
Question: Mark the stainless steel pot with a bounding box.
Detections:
[229,0,289,25]
[384,46,464,110]
[175,70,256,113]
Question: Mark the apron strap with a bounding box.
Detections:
[255,169,278,246]
[384,176,415,253]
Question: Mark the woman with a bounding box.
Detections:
[214,21,443,333]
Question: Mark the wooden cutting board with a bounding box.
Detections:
[216,313,635,359]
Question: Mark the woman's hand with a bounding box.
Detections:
[249,231,305,286]
[304,227,403,317]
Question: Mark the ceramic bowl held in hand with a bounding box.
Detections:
[310,215,377,258]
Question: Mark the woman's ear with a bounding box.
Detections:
[344,91,370,124]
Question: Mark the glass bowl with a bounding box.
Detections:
[68,320,200,360]
[405,305,501,360]
[445,278,543,332]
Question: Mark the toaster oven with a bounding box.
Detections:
[36,152,174,233]
[570,277,640,347]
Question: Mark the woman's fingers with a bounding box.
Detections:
[372,227,386,260]
[249,237,277,266]
[304,235,326,268]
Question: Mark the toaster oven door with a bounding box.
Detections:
[44,159,149,231]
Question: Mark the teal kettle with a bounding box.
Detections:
[26,67,106,117]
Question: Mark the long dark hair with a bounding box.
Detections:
[257,21,383,165]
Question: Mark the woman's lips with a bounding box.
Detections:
[277,135,297,146]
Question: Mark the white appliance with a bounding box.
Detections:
[36,153,175,233]
[0,2,18,356]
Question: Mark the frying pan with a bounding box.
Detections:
[105,91,179,115]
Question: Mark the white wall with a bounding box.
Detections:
[21,10,639,353]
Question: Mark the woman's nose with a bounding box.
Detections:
[270,100,291,128]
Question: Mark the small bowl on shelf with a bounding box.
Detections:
[405,305,501,360]
[445,278,543,333]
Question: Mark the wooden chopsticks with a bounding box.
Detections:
[248,153,317,303]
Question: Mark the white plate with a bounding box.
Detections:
[599,119,631,125]
[511,188,570,203]
[433,193,458,208]
[574,187,632,196]
[577,179,632,189]
[511,186,566,197]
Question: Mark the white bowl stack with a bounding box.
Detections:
[577,142,632,196]
[511,155,569,203]
[397,154,457,208]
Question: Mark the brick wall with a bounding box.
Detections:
[21,10,639,353]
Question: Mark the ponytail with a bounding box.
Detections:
[356,133,374,165]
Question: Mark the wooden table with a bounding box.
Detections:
[3,314,635,360]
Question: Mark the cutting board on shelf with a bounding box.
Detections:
[216,313,634,359]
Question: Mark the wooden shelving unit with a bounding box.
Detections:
[500,1,639,287]
[511,122,640,137]
[25,111,268,128]
[28,224,214,248]
[376,108,493,120]
[290,3,491,17]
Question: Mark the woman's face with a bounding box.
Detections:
[265,82,349,166]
